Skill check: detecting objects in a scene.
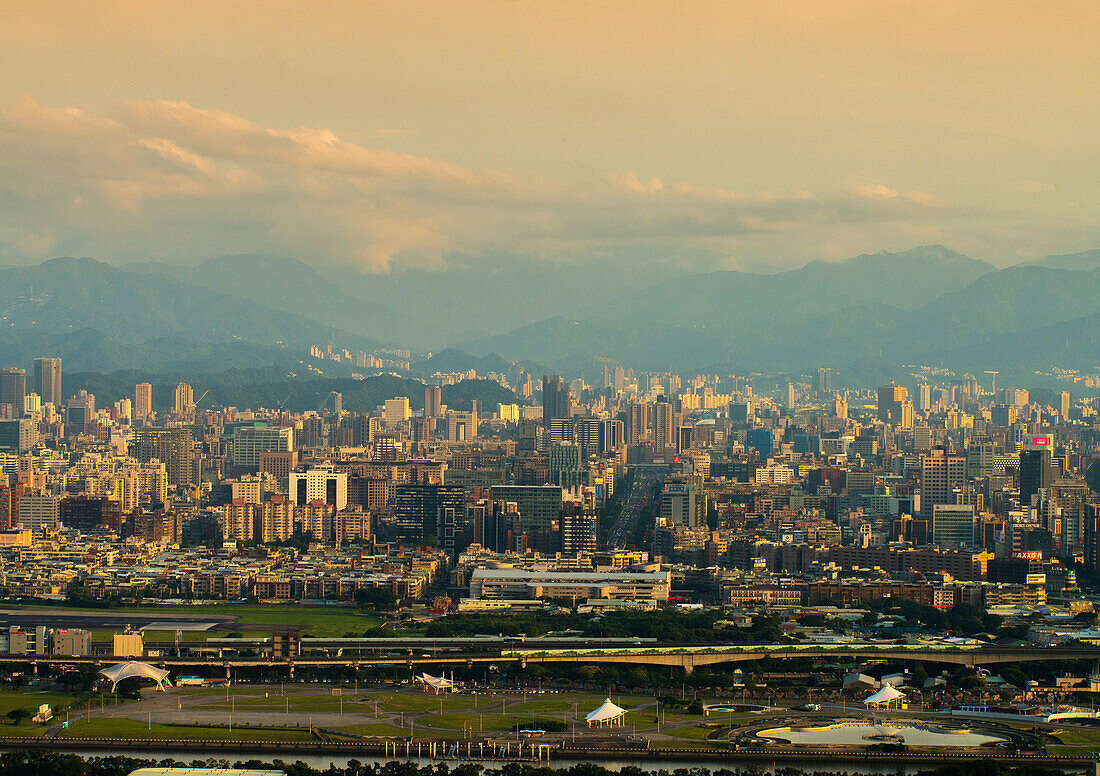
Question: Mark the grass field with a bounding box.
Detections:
[58,717,315,741]
[117,604,381,638]
[373,693,477,713]
[0,689,77,717]
[1048,730,1100,755]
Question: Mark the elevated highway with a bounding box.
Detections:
[5,642,1100,677]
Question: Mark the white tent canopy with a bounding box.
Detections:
[415,672,454,693]
[98,661,171,691]
[585,698,627,726]
[864,684,905,707]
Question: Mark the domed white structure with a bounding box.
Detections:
[98,661,171,691]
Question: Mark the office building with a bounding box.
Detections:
[932,503,976,548]
[134,383,153,420]
[131,427,196,487]
[18,493,61,532]
[814,368,832,395]
[0,368,26,419]
[290,464,348,510]
[384,397,410,425]
[447,410,478,442]
[33,357,61,407]
[66,393,94,435]
[0,419,37,454]
[469,499,521,553]
[877,382,908,423]
[541,375,571,429]
[228,425,294,469]
[489,484,563,539]
[920,447,966,518]
[1020,445,1053,506]
[660,479,706,528]
[424,385,442,419]
[392,483,464,540]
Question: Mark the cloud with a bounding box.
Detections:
[0,97,974,270]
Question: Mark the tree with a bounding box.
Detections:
[354,587,397,611]
[6,708,30,725]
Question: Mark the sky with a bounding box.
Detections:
[1,1,1097,272]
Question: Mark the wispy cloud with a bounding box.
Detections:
[0,97,973,269]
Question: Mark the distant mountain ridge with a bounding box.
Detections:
[5,245,1100,379]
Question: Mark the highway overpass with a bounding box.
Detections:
[3,642,1099,676]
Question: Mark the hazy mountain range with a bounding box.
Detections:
[4,246,1100,382]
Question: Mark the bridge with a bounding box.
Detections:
[4,642,1099,677]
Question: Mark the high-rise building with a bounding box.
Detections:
[66,393,95,435]
[814,368,832,396]
[652,399,675,451]
[131,427,197,487]
[932,503,976,548]
[32,357,61,408]
[228,425,294,469]
[469,499,520,553]
[876,382,908,423]
[172,383,194,414]
[392,483,465,540]
[134,383,153,420]
[0,418,38,454]
[291,464,348,510]
[627,402,649,443]
[0,368,26,418]
[660,479,705,528]
[1020,446,1052,507]
[1061,391,1072,419]
[920,447,966,518]
[541,375,571,429]
[917,384,932,413]
[384,397,410,425]
[786,382,796,410]
[424,385,442,419]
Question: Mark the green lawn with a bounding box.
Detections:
[1050,730,1100,754]
[58,717,315,741]
[70,603,381,638]
[372,693,476,713]
[0,689,77,717]
[0,725,47,737]
[661,724,715,740]
[506,699,577,714]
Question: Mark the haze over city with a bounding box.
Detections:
[4,3,1100,775]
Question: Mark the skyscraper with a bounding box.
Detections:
[131,427,196,487]
[424,385,442,419]
[1019,446,1052,507]
[920,447,966,518]
[172,382,194,414]
[134,383,153,420]
[813,368,832,395]
[33,357,62,407]
[652,398,675,451]
[541,374,570,429]
[0,368,26,418]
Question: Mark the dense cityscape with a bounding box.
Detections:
[2,349,1100,769]
[5,1,1099,774]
